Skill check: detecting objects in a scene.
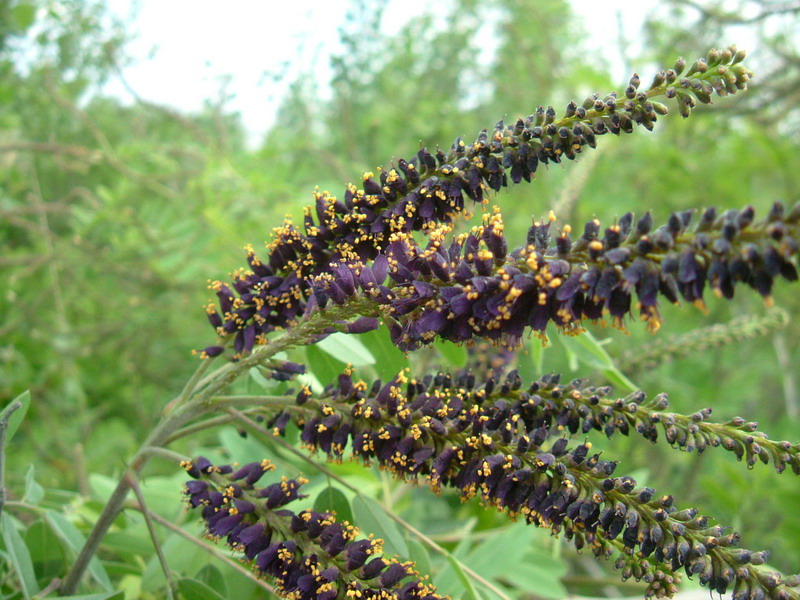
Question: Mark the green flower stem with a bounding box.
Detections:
[61,297,376,595]
[139,447,188,464]
[335,50,748,236]
[60,399,204,594]
[207,395,299,410]
[164,408,268,444]
[239,395,680,593]
[175,344,220,407]
[641,408,799,472]
[193,297,380,404]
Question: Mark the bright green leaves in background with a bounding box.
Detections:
[2,512,40,599]
[1,0,800,598]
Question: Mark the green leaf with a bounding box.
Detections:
[559,331,638,393]
[218,427,271,466]
[351,495,408,558]
[248,367,279,391]
[407,540,432,585]
[432,536,471,596]
[141,531,213,592]
[316,332,375,366]
[433,339,467,368]
[503,560,567,599]
[437,526,549,599]
[88,473,118,504]
[137,474,187,521]
[305,344,346,387]
[24,519,66,578]
[44,510,113,591]
[1,512,39,599]
[11,3,36,31]
[314,485,354,524]
[446,553,483,600]
[177,578,226,600]
[529,335,548,376]
[195,564,227,597]
[358,329,407,380]
[1,390,30,444]
[22,465,44,505]
[463,526,530,579]
[103,530,155,559]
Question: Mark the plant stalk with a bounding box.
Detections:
[60,299,374,594]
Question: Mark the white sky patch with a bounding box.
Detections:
[103,0,650,146]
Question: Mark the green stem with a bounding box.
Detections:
[60,298,374,595]
[60,401,198,594]
[164,409,264,444]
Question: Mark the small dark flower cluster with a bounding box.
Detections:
[632,404,800,474]
[203,48,752,358]
[181,456,443,600]
[499,376,800,474]
[269,369,800,599]
[307,202,800,351]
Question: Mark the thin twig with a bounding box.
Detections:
[62,301,374,593]
[126,474,177,600]
[177,354,217,405]
[29,161,93,449]
[0,253,52,268]
[144,510,277,595]
[0,140,100,160]
[106,49,217,151]
[43,72,180,200]
[673,0,800,24]
[34,577,62,598]
[161,354,221,416]
[209,395,297,410]
[73,443,90,498]
[165,409,265,444]
[227,409,513,600]
[139,447,187,464]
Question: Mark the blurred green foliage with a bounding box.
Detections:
[1,0,799,598]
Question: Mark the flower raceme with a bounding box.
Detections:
[202,47,753,358]
[306,202,800,351]
[182,457,443,600]
[245,369,799,600]
[183,42,800,600]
